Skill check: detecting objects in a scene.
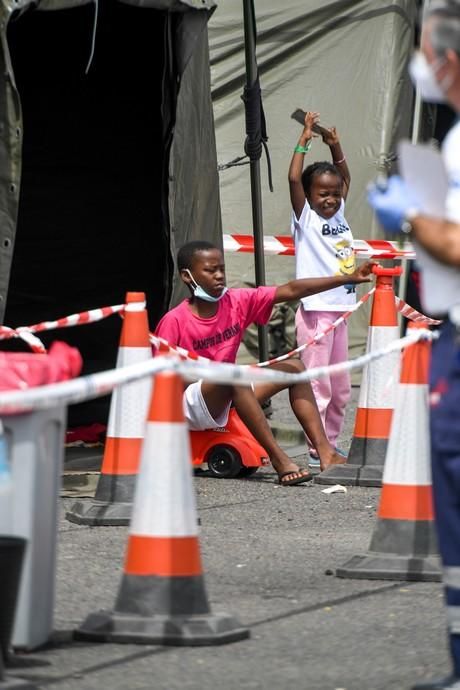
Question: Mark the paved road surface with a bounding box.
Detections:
[5,389,449,690]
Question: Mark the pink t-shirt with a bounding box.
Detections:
[155,286,276,363]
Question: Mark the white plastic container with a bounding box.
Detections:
[1,406,67,650]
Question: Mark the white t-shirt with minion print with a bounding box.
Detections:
[291,198,356,311]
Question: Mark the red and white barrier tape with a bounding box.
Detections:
[255,288,376,367]
[0,304,126,353]
[0,293,440,365]
[152,335,209,363]
[395,297,442,326]
[150,289,440,367]
[0,329,435,414]
[0,304,125,342]
[223,234,416,260]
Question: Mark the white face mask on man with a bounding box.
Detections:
[409,51,454,103]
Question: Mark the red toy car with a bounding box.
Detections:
[189,408,270,478]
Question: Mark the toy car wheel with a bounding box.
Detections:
[206,445,242,479]
[238,466,259,477]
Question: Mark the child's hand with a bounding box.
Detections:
[303,111,320,140]
[349,261,378,283]
[321,126,340,147]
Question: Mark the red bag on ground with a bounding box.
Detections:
[0,341,82,391]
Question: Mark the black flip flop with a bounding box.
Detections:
[278,469,312,486]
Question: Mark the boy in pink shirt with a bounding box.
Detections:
[156,241,374,486]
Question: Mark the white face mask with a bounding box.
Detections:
[409,51,453,103]
[184,269,228,303]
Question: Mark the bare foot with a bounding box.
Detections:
[320,450,347,472]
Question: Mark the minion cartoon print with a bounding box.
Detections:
[334,240,356,294]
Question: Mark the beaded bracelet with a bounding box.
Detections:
[333,155,346,165]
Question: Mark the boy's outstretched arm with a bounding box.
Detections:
[274,261,376,303]
[321,126,351,201]
[288,110,319,219]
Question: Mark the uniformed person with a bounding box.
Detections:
[368,2,460,688]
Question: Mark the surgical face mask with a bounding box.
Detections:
[409,51,453,103]
[184,269,228,303]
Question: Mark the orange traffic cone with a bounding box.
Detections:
[66,292,152,526]
[75,371,249,645]
[336,321,441,580]
[316,266,402,487]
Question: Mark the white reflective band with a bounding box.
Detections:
[131,421,198,537]
[125,301,146,312]
[447,606,460,633]
[382,384,431,485]
[444,567,460,590]
[107,347,152,438]
[358,326,401,410]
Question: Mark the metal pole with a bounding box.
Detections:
[242,0,268,363]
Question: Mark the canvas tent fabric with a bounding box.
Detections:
[0,0,420,423]
[209,0,418,361]
[0,0,220,423]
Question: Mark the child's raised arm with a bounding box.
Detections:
[274,261,376,303]
[321,126,351,200]
[288,110,319,219]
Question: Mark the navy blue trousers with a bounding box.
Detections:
[431,321,460,675]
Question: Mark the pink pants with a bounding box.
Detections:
[295,307,351,449]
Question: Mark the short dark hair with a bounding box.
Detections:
[301,161,343,197]
[177,240,218,271]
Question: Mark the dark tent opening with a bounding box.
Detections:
[5,1,172,424]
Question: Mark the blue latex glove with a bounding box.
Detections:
[367,175,420,234]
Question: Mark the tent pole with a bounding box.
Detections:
[242,0,268,363]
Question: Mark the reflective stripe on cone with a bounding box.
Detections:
[66,292,152,526]
[75,370,250,645]
[316,267,402,488]
[336,321,441,582]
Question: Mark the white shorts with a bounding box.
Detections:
[184,380,231,431]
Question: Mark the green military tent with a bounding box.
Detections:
[0,0,220,422]
[0,0,448,422]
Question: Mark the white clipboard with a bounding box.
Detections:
[398,139,460,315]
[398,139,448,217]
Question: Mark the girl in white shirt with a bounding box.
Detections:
[288,111,355,466]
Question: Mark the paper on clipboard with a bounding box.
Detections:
[398,140,448,217]
[398,139,460,315]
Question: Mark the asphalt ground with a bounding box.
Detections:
[4,389,451,690]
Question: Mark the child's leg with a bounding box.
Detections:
[252,358,346,471]
[231,386,311,483]
[200,381,312,484]
[185,381,233,430]
[326,321,351,448]
[295,307,335,448]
